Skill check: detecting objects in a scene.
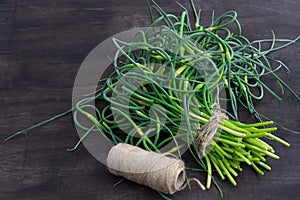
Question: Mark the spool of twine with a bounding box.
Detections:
[107,143,205,194]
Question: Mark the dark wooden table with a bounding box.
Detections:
[1,0,300,199]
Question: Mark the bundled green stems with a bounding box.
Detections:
[148,0,300,121]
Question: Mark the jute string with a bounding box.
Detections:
[195,103,228,157]
[107,143,206,194]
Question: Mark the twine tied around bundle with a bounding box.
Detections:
[107,143,206,194]
[195,103,228,157]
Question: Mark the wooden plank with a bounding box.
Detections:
[0,0,299,199]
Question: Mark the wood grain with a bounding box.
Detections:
[1,0,299,199]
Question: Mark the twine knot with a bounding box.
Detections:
[195,104,228,157]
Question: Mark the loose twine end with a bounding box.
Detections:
[186,178,206,191]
